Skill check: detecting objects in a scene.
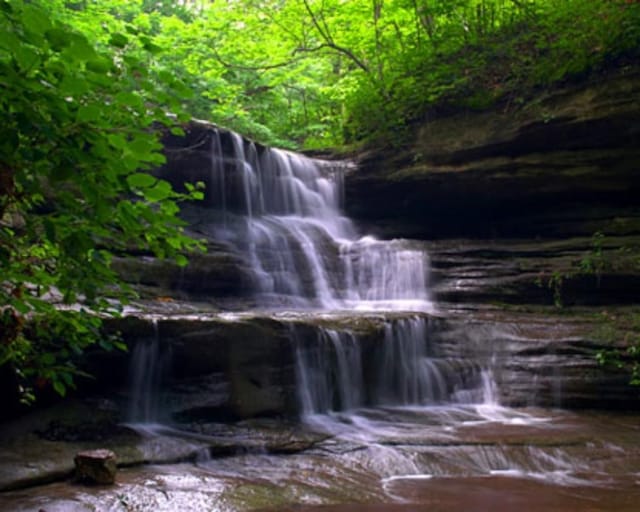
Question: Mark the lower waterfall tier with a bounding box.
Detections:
[89,308,640,426]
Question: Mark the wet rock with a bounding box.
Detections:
[35,420,132,443]
[74,449,117,485]
[102,313,429,421]
[99,304,640,417]
[228,367,287,419]
[112,247,253,300]
[347,67,640,240]
[437,307,640,410]
[428,236,640,306]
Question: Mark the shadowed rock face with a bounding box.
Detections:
[94,313,423,421]
[346,67,640,240]
[427,237,640,307]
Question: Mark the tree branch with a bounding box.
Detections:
[209,45,302,72]
[299,0,371,74]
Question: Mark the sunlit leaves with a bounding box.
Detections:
[23,0,640,148]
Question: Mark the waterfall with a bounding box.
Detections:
[374,317,449,405]
[127,128,496,423]
[294,317,490,416]
[204,129,432,311]
[295,328,364,415]
[127,319,171,424]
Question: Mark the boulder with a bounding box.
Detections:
[74,449,117,485]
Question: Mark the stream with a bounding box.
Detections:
[2,405,639,511]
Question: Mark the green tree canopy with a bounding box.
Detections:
[40,0,640,149]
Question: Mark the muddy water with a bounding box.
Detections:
[1,406,638,511]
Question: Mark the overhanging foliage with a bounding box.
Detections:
[0,0,203,403]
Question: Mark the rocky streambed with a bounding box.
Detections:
[0,300,638,511]
[1,402,639,511]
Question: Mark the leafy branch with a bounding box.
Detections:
[0,0,203,404]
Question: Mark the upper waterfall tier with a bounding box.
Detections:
[165,125,433,312]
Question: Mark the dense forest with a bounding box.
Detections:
[1,0,639,403]
[6,0,639,149]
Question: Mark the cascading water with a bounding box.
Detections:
[295,328,364,416]
[127,319,171,424]
[201,129,432,311]
[375,317,451,406]
[130,127,501,428]
[294,316,494,418]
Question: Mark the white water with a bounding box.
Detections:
[204,131,432,311]
[127,319,171,423]
[294,317,499,418]
[295,328,364,415]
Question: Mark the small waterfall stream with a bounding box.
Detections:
[127,319,171,424]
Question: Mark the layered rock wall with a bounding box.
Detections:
[347,67,640,239]
[345,64,640,410]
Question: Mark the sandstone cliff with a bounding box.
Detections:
[347,66,640,240]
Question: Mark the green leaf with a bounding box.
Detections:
[13,44,40,72]
[59,75,90,96]
[45,28,71,51]
[0,27,19,51]
[157,70,173,83]
[99,339,113,351]
[160,200,180,216]
[66,35,98,61]
[175,254,188,267]
[10,297,32,315]
[140,36,162,54]
[115,91,142,108]
[107,133,128,150]
[113,341,128,351]
[40,353,55,365]
[129,135,159,155]
[109,33,129,49]
[126,172,156,189]
[125,24,139,36]
[144,180,173,202]
[76,104,102,123]
[52,380,66,397]
[86,57,112,74]
[22,4,52,38]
